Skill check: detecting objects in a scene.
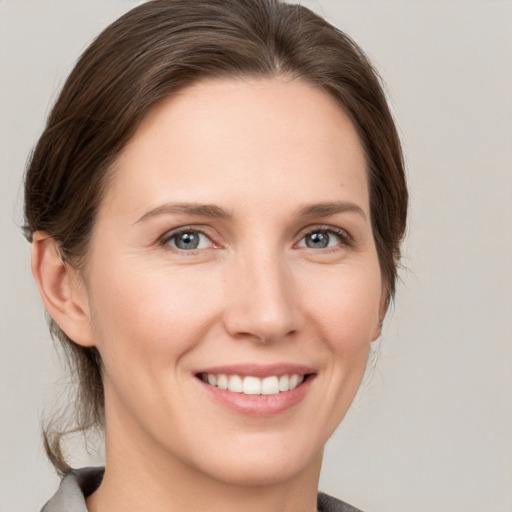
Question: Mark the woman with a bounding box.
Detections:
[24,0,407,511]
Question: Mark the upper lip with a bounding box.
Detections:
[195,363,316,378]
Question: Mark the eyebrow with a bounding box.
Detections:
[296,201,367,221]
[135,203,233,224]
[134,200,366,224]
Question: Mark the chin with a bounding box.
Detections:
[189,432,325,488]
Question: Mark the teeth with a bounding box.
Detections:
[243,376,261,395]
[201,373,306,395]
[227,375,243,393]
[261,376,279,395]
[217,374,228,390]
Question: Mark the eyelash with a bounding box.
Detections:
[296,226,353,251]
[160,226,215,253]
[159,225,354,254]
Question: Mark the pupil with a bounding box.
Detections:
[307,232,329,249]
[176,232,199,250]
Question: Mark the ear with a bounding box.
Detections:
[371,287,389,342]
[31,232,96,347]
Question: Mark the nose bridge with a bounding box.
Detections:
[223,242,298,342]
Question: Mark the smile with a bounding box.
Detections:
[195,364,315,415]
[199,373,305,395]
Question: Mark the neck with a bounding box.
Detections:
[87,454,322,512]
[86,415,323,512]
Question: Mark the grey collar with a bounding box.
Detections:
[40,467,104,512]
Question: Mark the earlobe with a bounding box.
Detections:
[371,290,389,342]
[372,317,384,342]
[31,232,95,347]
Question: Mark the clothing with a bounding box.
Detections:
[40,467,365,512]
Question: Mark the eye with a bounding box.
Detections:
[163,228,214,252]
[296,228,350,250]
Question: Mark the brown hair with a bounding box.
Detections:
[24,0,407,473]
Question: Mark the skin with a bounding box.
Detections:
[32,78,386,512]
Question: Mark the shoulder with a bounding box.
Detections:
[318,492,366,512]
[40,467,104,512]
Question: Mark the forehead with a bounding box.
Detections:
[102,77,369,220]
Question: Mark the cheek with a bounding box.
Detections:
[301,263,383,349]
[86,258,225,366]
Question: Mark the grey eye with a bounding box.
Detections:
[167,230,211,251]
[306,231,329,249]
[298,230,343,249]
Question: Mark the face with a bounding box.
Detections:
[77,78,385,486]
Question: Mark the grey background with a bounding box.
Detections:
[1,1,511,511]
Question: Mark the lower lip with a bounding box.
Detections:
[197,376,315,416]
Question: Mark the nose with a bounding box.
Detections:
[222,249,301,343]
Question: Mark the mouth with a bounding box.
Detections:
[197,372,311,395]
[194,364,316,415]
